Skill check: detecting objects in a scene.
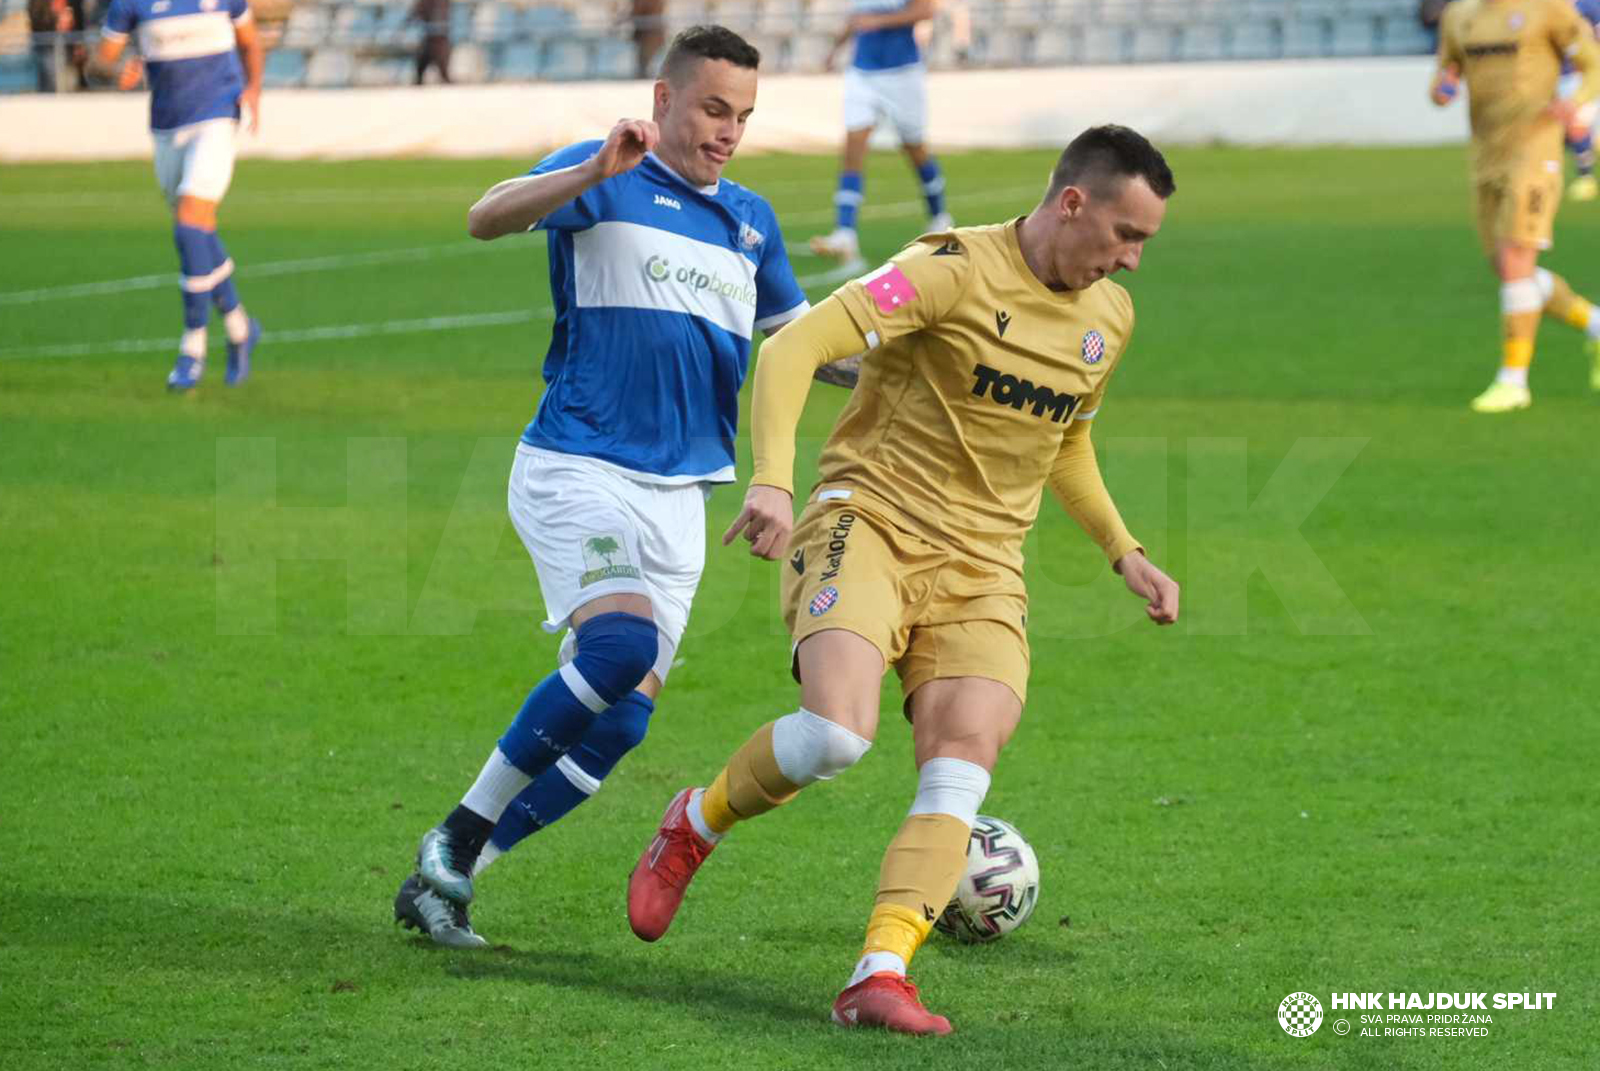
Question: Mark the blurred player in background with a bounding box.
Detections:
[1432,0,1600,411]
[93,0,263,392]
[392,26,832,948]
[810,0,952,270]
[628,126,1180,1035]
[1563,0,1600,198]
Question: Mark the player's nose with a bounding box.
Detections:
[1118,244,1143,272]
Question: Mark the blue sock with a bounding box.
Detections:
[208,232,241,313]
[835,171,863,231]
[495,612,658,780]
[1573,134,1595,177]
[172,223,214,333]
[490,690,654,852]
[917,159,947,218]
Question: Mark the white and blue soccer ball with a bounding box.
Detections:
[934,815,1041,943]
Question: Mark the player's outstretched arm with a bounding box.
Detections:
[468,119,658,241]
[724,295,869,559]
[1431,64,1460,106]
[1544,15,1600,130]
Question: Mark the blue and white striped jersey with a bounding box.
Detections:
[102,0,250,131]
[521,142,809,485]
[851,0,921,72]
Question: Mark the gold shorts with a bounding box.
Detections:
[1474,162,1562,257]
[780,498,1030,706]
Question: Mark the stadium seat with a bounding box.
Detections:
[591,35,636,79]
[525,4,577,32]
[1281,17,1331,57]
[334,4,381,40]
[1080,25,1132,65]
[1225,18,1282,60]
[495,40,544,80]
[1378,14,1433,55]
[1131,24,1180,63]
[0,54,36,94]
[1177,23,1226,62]
[282,5,330,48]
[354,56,409,85]
[1030,25,1081,66]
[452,41,487,81]
[263,47,309,86]
[306,47,354,86]
[1330,15,1378,56]
[540,37,590,80]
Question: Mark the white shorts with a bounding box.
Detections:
[508,443,708,685]
[152,118,238,206]
[843,63,928,143]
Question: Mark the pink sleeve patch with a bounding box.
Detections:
[864,264,919,316]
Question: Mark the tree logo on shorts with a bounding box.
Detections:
[579,534,641,587]
[808,586,840,617]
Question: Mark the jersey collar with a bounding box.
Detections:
[646,152,720,197]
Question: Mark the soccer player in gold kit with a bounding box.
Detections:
[626,126,1180,1035]
[1432,0,1600,412]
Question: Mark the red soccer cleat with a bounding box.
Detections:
[831,972,953,1036]
[628,787,716,941]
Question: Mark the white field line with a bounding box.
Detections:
[0,263,861,361]
[0,240,523,306]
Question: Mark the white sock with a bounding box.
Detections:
[686,787,723,843]
[459,747,534,824]
[223,305,250,345]
[472,842,502,876]
[180,327,207,361]
[1496,366,1529,388]
[1588,305,1600,339]
[848,950,906,987]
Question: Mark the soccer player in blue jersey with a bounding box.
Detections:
[810,0,952,269]
[1566,0,1600,200]
[93,0,263,391]
[393,25,820,948]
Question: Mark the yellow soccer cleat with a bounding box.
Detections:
[1586,336,1600,391]
[1569,174,1599,202]
[1469,380,1532,413]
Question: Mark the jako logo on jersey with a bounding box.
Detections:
[1082,329,1106,364]
[641,255,757,306]
[738,222,765,249]
[818,512,856,582]
[971,364,1079,423]
[654,194,682,210]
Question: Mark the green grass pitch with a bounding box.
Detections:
[2,144,1598,1070]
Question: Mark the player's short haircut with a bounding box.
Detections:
[659,25,761,85]
[1047,125,1176,201]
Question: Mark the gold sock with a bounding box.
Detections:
[1502,309,1538,371]
[1541,271,1596,331]
[699,722,800,834]
[861,812,971,963]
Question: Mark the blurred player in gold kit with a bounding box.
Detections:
[626,126,1180,1035]
[1432,0,1600,411]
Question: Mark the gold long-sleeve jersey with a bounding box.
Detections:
[1439,0,1600,181]
[811,222,1137,577]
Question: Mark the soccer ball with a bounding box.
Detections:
[934,815,1040,943]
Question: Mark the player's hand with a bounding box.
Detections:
[1116,551,1179,625]
[117,57,144,91]
[1431,66,1459,106]
[1542,98,1583,136]
[239,85,261,134]
[723,483,794,560]
[587,119,658,182]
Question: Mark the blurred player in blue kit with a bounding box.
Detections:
[810,1,953,269]
[1564,0,1600,199]
[93,0,264,391]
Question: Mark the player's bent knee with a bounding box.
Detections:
[588,694,652,757]
[772,707,872,785]
[567,612,659,708]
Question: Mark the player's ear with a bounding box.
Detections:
[652,79,672,119]
[1058,185,1086,219]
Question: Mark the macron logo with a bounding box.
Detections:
[654,194,682,211]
